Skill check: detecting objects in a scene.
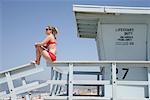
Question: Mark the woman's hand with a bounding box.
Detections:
[35,42,41,47]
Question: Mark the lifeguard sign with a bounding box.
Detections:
[73,5,150,98]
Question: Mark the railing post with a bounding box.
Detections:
[56,73,62,95]
[5,72,17,100]
[22,77,30,100]
[97,74,100,96]
[52,71,59,95]
[68,63,73,100]
[148,67,150,99]
[112,62,117,100]
[50,67,55,96]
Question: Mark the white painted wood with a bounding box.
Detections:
[117,98,149,100]
[117,81,148,86]
[5,72,17,100]
[0,91,6,96]
[73,5,150,14]
[47,80,67,85]
[112,63,117,100]
[15,81,39,94]
[148,67,150,99]
[69,64,73,100]
[1,61,150,99]
[73,80,110,85]
[44,96,67,100]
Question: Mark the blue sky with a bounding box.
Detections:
[1,0,150,71]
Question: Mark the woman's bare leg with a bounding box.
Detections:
[37,47,52,62]
[34,46,52,65]
[41,50,52,63]
[35,46,41,65]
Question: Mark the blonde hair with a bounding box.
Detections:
[46,25,58,39]
[47,26,58,34]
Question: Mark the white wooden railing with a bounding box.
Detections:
[0,61,150,100]
[48,61,150,100]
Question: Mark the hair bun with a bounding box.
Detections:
[46,25,58,35]
[54,27,59,34]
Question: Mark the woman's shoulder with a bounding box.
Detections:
[47,34,53,38]
[47,34,55,40]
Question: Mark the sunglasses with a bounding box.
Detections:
[46,28,52,31]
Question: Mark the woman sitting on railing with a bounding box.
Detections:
[32,26,58,65]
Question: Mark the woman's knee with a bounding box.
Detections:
[35,45,41,49]
[36,46,43,51]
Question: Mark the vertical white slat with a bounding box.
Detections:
[112,63,117,100]
[148,67,150,99]
[21,77,31,100]
[51,70,57,95]
[68,63,73,100]
[56,73,62,95]
[50,67,55,95]
[52,71,59,95]
[5,72,17,100]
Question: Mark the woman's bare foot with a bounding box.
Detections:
[31,60,40,65]
[36,60,40,65]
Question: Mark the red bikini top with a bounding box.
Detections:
[47,41,56,45]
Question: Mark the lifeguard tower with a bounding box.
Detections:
[73,5,150,99]
[0,5,150,100]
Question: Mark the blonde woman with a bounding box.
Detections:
[32,26,58,65]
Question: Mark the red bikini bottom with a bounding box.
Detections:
[48,52,56,61]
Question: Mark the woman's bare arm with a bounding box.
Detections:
[35,35,52,46]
